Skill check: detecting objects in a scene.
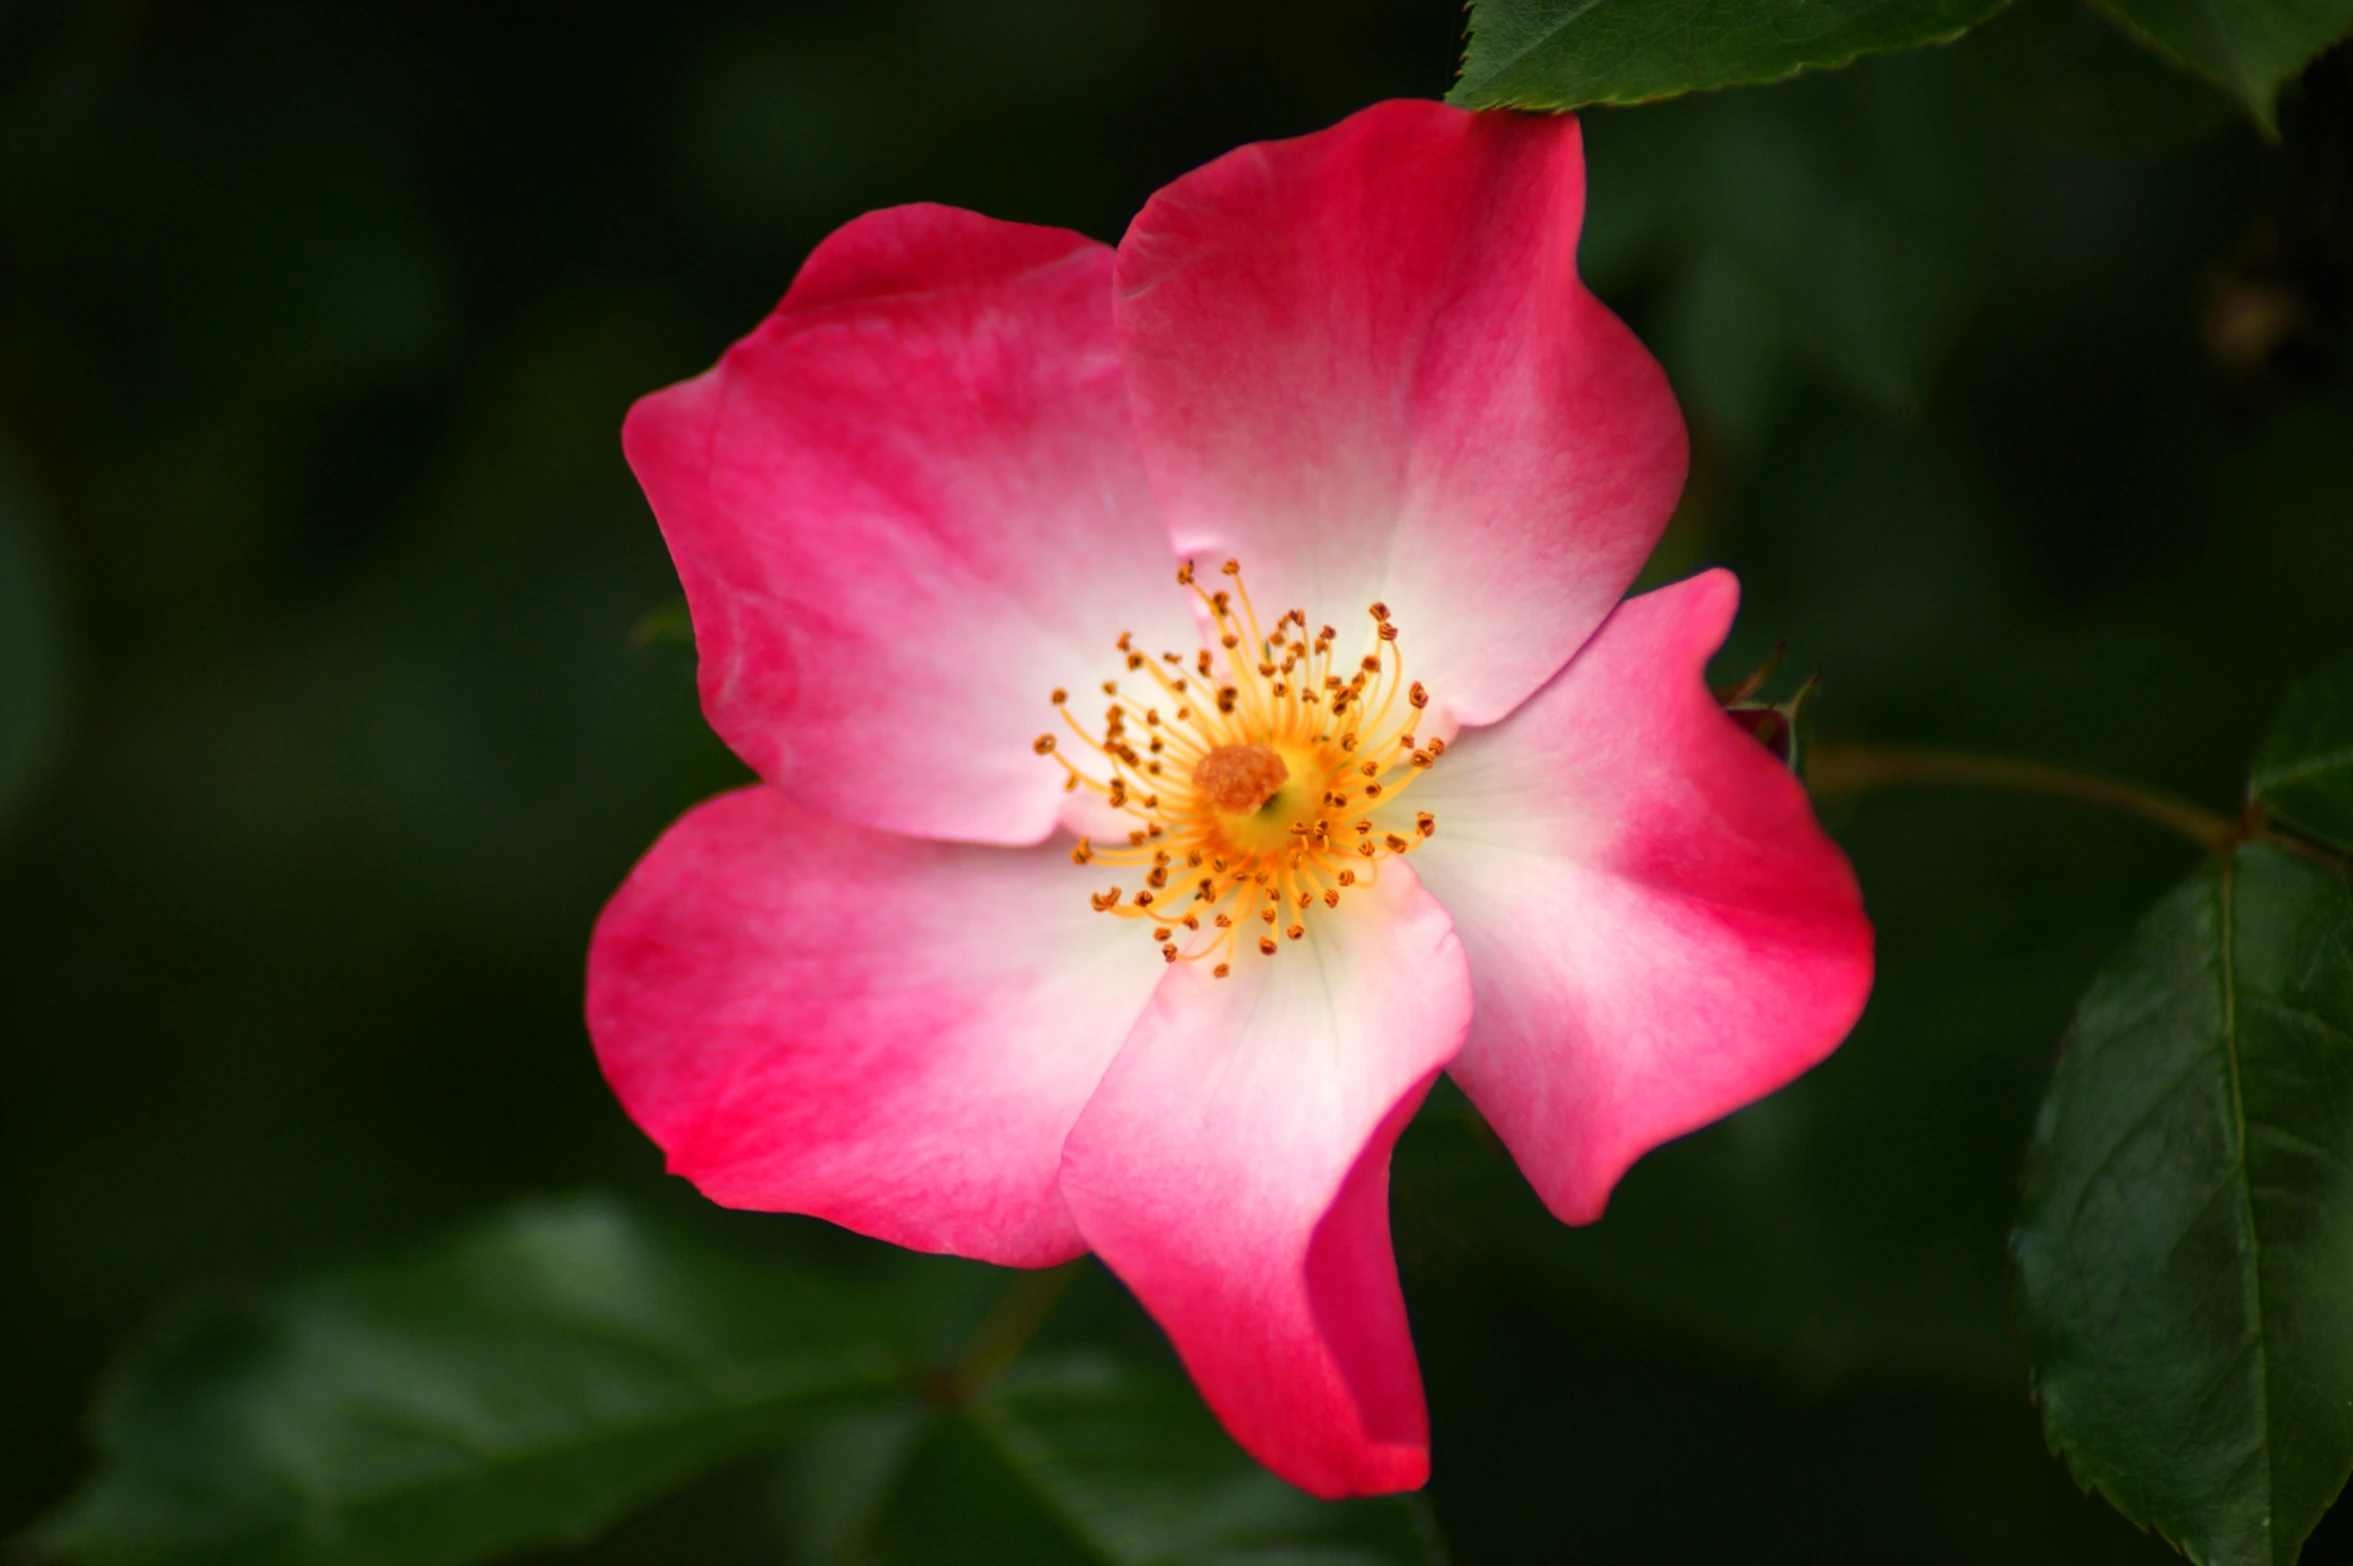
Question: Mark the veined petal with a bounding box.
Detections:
[587,786,1166,1267]
[1114,99,1686,731]
[1058,865,1471,1497]
[625,204,1190,847]
[1403,570,1873,1225]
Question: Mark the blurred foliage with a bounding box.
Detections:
[1575,51,1995,434]
[791,1349,1443,1565]
[2,0,2351,1561]
[0,456,69,834]
[1954,0,2237,155]
[34,1199,916,1566]
[35,1199,1436,1566]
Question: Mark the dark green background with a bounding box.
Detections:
[3,0,2350,1559]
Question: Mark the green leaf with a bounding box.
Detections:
[1450,0,2013,110]
[35,1196,914,1566]
[796,1352,1446,1565]
[0,458,70,837]
[2252,645,2353,860]
[2086,0,2353,130]
[2013,844,2353,1565]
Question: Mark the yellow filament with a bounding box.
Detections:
[1036,560,1443,976]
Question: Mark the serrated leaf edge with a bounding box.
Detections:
[1448,0,2009,111]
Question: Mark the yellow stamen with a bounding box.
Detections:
[1041,560,1443,976]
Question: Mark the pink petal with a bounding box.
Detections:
[1113,100,1686,730]
[587,786,1166,1266]
[624,204,1190,846]
[1406,570,1873,1224]
[1057,867,1472,1497]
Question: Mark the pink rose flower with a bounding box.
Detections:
[588,99,1872,1498]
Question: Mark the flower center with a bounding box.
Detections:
[1034,559,1442,978]
[1192,743,1288,814]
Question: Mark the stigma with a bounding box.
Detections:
[1035,559,1442,977]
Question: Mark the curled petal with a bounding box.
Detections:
[1404,570,1874,1224]
[1058,866,1472,1496]
[1115,99,1686,731]
[588,786,1166,1266]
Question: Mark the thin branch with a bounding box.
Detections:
[1807,743,2240,853]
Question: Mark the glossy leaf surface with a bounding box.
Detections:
[2088,0,2353,128]
[1450,0,2011,109]
[2252,646,2353,859]
[2014,845,2353,1565]
[795,1352,1445,1565]
[36,1198,913,1566]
